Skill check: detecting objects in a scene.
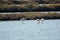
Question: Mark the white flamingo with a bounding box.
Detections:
[36,19,40,24]
[20,18,25,23]
[40,18,44,23]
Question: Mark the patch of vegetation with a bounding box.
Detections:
[0,4,60,12]
[0,12,60,20]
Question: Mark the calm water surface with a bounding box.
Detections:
[0,20,60,40]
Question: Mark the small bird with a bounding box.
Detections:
[20,18,25,24]
[20,18,24,21]
[40,18,45,23]
[41,18,44,21]
[36,19,40,24]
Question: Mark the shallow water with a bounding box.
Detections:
[0,20,60,40]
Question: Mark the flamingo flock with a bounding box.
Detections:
[20,18,45,24]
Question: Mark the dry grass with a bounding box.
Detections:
[0,4,60,12]
[0,12,60,20]
[0,4,60,8]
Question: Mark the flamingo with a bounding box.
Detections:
[20,18,25,23]
[40,18,45,23]
[36,19,40,24]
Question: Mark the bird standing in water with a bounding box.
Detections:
[20,18,25,24]
[36,19,40,24]
[40,18,44,23]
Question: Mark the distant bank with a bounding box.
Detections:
[0,4,60,12]
[0,12,60,21]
